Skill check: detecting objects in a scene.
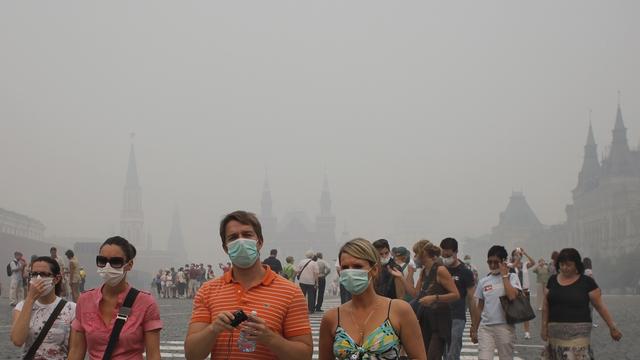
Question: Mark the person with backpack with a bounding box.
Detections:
[296,250,319,314]
[11,256,76,360]
[8,251,26,306]
[67,236,162,360]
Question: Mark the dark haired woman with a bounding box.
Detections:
[541,248,622,359]
[11,256,76,360]
[68,236,162,360]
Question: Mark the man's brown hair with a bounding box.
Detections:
[219,210,264,245]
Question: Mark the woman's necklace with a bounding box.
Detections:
[348,300,379,343]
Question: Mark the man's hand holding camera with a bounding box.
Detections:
[209,311,235,336]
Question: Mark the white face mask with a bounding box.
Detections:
[442,256,455,267]
[380,256,391,265]
[97,263,126,287]
[30,276,55,297]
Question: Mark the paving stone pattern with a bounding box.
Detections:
[1,295,638,359]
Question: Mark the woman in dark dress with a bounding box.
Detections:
[541,248,622,359]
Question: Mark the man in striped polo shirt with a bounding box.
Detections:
[185,210,313,360]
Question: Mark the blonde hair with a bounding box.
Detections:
[338,238,380,267]
[413,239,441,258]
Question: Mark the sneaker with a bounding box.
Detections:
[524,332,531,339]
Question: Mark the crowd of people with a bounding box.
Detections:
[152,263,216,299]
[7,209,624,360]
[7,246,86,306]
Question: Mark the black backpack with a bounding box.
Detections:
[6,261,14,277]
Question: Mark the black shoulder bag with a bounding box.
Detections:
[499,275,536,324]
[296,260,312,281]
[102,288,140,360]
[24,299,67,360]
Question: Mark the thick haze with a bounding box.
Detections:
[1,1,639,262]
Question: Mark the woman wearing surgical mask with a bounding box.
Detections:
[11,256,76,360]
[68,236,162,360]
[318,238,426,360]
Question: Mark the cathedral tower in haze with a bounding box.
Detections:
[120,135,145,249]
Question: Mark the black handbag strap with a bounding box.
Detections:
[102,288,140,360]
[24,299,67,360]
[296,260,312,280]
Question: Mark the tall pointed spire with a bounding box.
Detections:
[120,134,145,249]
[126,139,140,187]
[574,119,601,198]
[605,100,636,176]
[315,172,336,261]
[168,205,188,264]
[259,169,278,240]
[261,169,274,218]
[587,111,596,146]
[614,102,625,132]
[320,173,332,216]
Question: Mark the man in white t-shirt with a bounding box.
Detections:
[314,252,331,312]
[296,251,319,314]
[471,245,522,360]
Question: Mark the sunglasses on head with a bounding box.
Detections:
[29,271,54,278]
[96,256,127,269]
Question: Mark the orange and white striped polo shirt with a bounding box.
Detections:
[190,265,311,359]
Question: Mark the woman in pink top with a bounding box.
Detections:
[68,236,162,360]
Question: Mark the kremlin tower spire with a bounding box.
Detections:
[120,133,145,249]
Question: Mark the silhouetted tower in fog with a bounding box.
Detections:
[168,205,188,265]
[573,121,601,198]
[314,175,337,258]
[566,99,640,257]
[120,135,145,249]
[602,103,638,177]
[260,172,278,241]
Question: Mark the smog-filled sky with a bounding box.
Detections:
[1,1,639,262]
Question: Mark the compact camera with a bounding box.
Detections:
[230,310,249,328]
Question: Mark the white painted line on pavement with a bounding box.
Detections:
[160,345,184,351]
[159,312,192,316]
